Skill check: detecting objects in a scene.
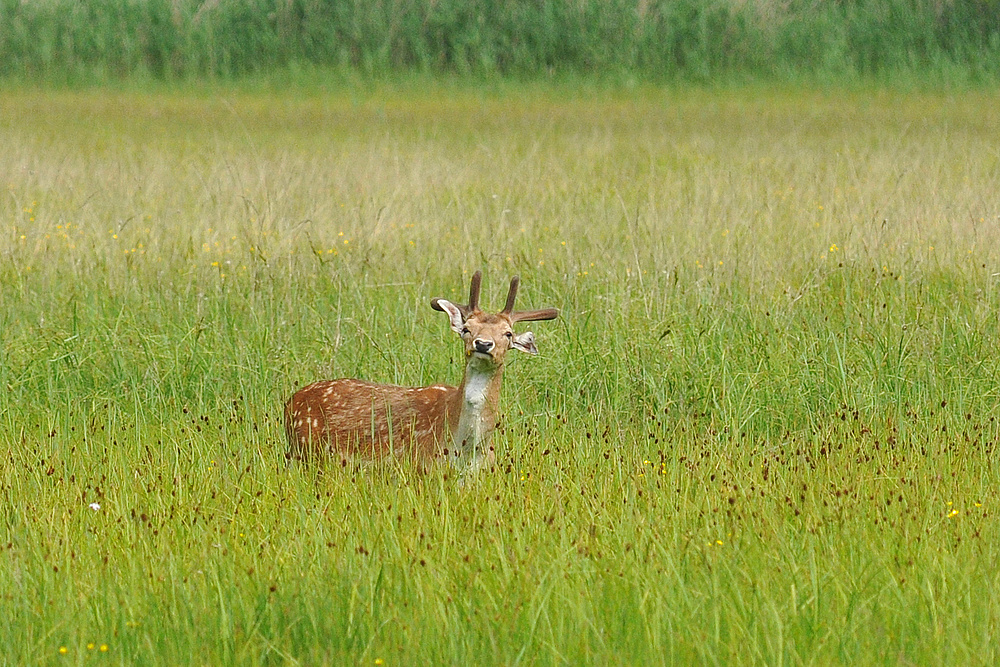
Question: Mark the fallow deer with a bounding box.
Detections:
[284,271,558,474]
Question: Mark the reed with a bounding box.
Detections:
[1,0,998,83]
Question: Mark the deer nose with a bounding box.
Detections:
[474,338,494,353]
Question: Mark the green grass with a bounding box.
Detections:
[1,0,999,84]
[2,82,1000,664]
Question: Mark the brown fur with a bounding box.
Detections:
[284,379,461,463]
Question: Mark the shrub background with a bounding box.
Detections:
[2,0,999,82]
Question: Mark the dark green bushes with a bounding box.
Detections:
[1,0,998,82]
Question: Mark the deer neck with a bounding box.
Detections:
[450,356,504,472]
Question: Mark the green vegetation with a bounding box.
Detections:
[2,83,1000,663]
[1,0,999,84]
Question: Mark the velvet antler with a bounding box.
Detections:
[432,271,557,322]
[502,275,559,322]
[430,270,482,319]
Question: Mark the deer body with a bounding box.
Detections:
[284,379,461,461]
[285,272,557,473]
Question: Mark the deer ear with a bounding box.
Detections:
[434,299,466,334]
[511,331,538,355]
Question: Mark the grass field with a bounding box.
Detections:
[2,81,1000,664]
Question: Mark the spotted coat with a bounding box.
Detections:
[284,378,462,463]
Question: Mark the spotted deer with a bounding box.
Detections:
[284,271,558,474]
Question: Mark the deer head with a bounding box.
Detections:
[431,271,559,369]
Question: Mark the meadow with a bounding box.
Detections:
[2,81,1000,664]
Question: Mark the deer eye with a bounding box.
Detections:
[461,327,471,336]
[504,331,513,339]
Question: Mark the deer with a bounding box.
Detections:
[284,271,558,475]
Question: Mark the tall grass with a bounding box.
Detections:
[2,83,1000,663]
[1,0,999,83]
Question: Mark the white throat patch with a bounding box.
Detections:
[463,367,492,408]
[450,362,498,472]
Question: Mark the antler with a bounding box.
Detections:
[432,271,558,323]
[501,276,519,315]
[468,270,482,312]
[503,274,559,323]
[430,270,482,319]
[510,307,559,323]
